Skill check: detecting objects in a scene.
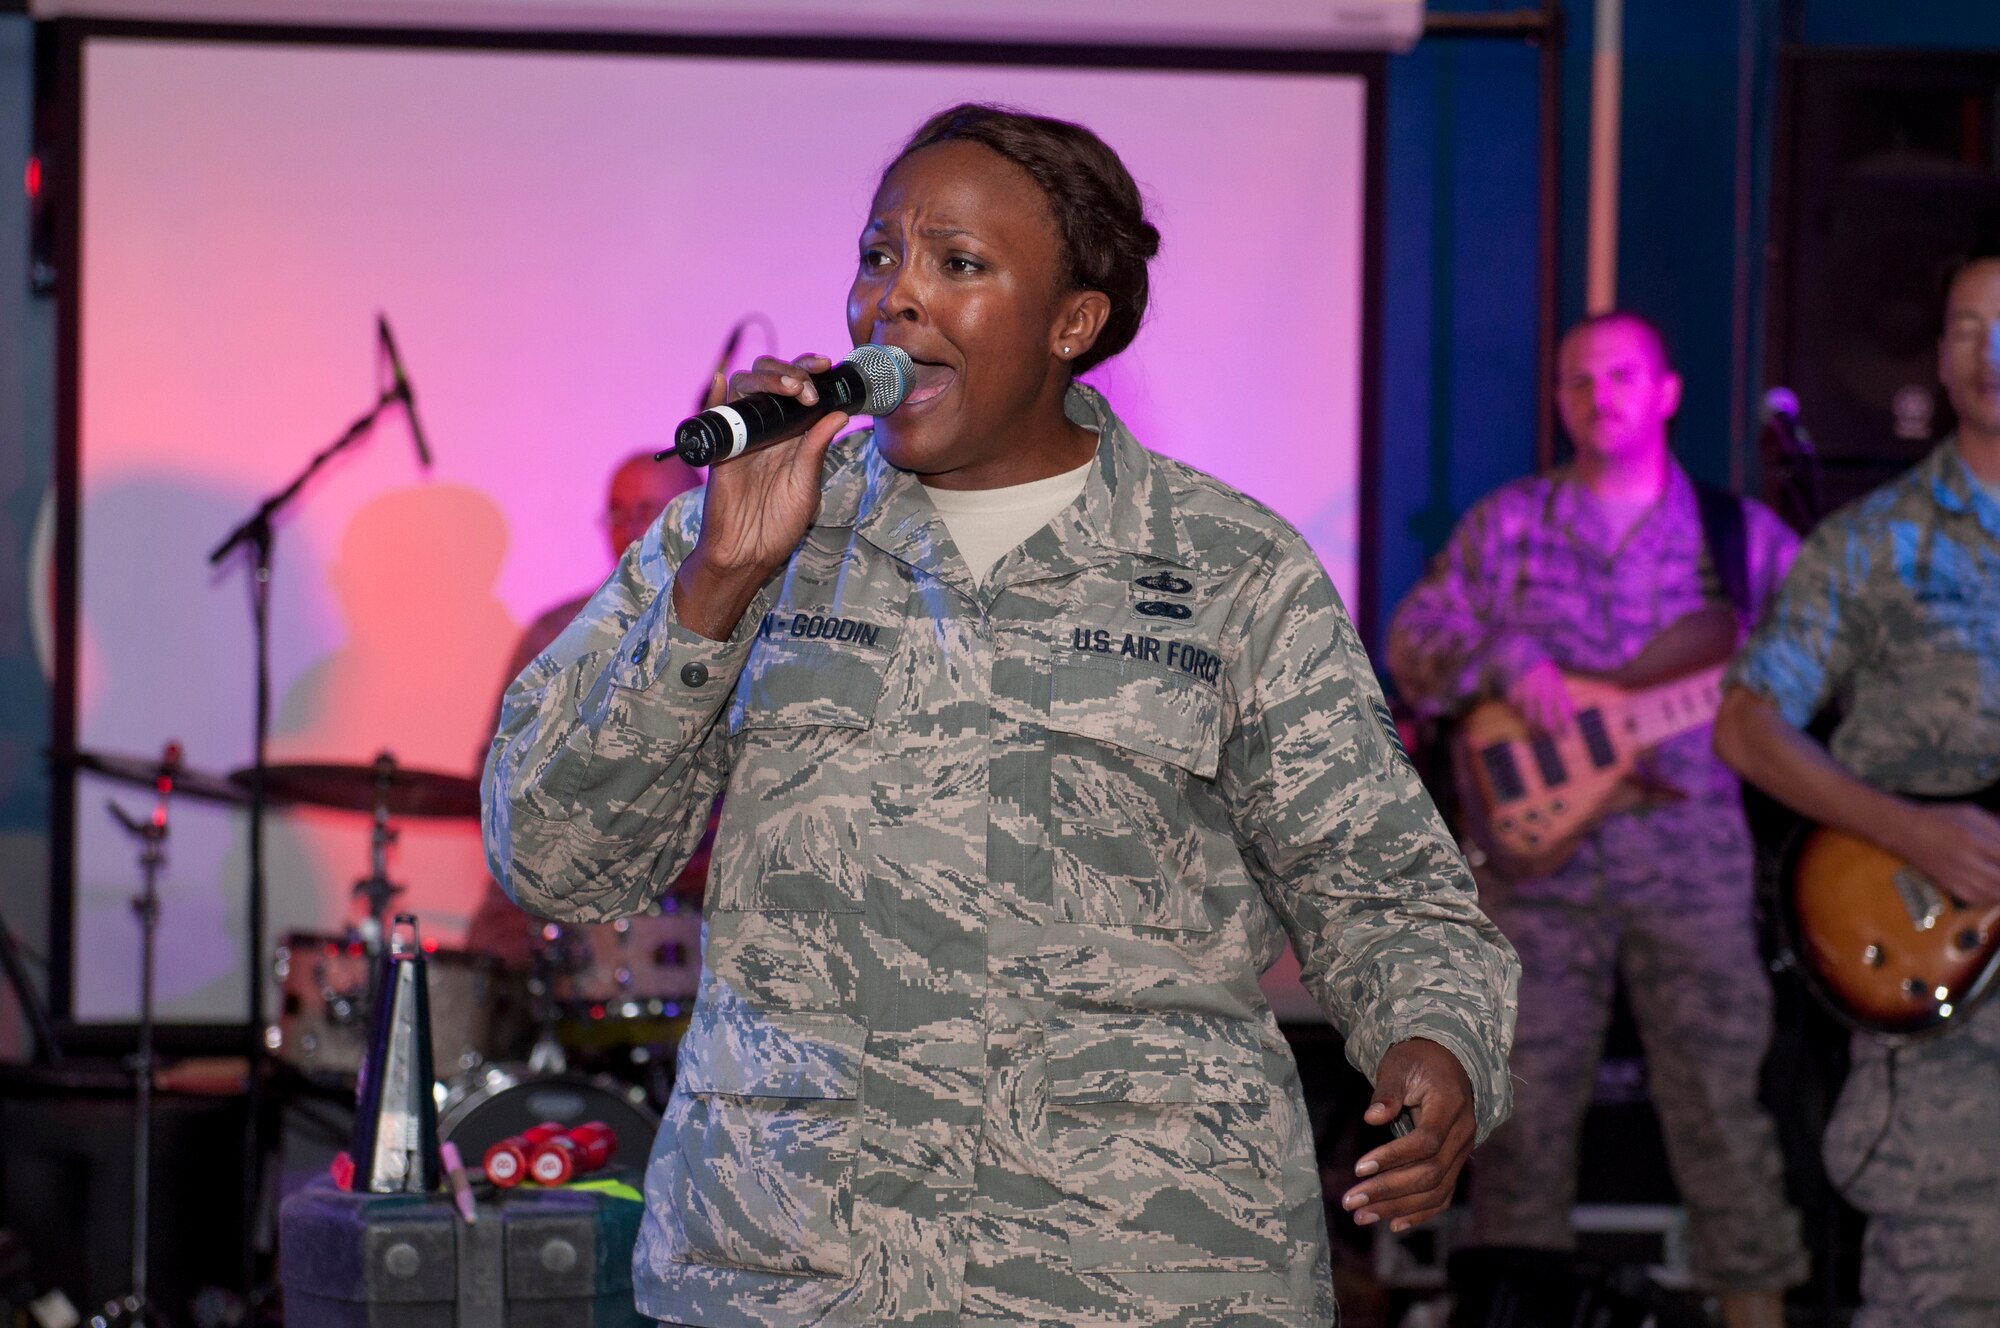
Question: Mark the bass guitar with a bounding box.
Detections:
[1452,607,1735,879]
[1771,780,2000,1038]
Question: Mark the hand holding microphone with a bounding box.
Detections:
[667,344,910,467]
[669,348,908,643]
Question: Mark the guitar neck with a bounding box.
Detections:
[1614,664,1728,748]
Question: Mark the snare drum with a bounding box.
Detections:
[439,1065,659,1177]
[271,932,532,1082]
[539,897,701,1053]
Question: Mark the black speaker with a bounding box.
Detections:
[1769,50,2000,516]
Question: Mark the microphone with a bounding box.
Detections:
[376,314,433,468]
[1762,386,1815,457]
[666,345,911,467]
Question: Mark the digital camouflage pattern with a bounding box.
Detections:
[1728,440,2000,796]
[1387,463,1810,1293]
[485,384,1519,1328]
[1450,808,1806,1290]
[1731,439,2000,1326]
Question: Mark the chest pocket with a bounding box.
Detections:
[1044,652,1225,931]
[712,637,887,913]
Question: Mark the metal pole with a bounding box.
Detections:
[1585,0,1624,313]
[130,831,159,1310]
[1536,0,1565,472]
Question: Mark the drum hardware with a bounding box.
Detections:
[271,933,531,1084]
[230,755,481,820]
[523,940,571,1078]
[97,741,185,1328]
[56,746,257,808]
[353,754,407,946]
[534,898,700,1066]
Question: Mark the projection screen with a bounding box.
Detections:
[59,31,1375,1024]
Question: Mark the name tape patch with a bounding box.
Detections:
[758,610,888,650]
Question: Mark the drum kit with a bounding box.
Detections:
[62,742,698,1299]
[72,745,699,1074]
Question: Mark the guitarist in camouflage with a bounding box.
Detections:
[1389,312,1806,1328]
[1717,249,2000,1328]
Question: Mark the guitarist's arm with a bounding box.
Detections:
[1714,686,2000,905]
[1387,488,1552,720]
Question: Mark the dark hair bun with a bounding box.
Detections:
[891,103,1158,374]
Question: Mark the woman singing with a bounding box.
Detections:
[486,103,1517,1328]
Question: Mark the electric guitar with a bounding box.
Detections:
[1771,780,2000,1038]
[1452,607,1736,879]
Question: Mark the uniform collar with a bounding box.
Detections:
[1054,383,1194,569]
[1543,454,1697,551]
[1927,437,2000,543]
[823,383,1193,587]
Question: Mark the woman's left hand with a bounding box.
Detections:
[1341,1038,1477,1233]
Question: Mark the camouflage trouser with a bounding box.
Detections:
[1464,803,1808,1292]
[1825,996,2000,1328]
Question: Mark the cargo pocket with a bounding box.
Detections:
[1045,1011,1288,1272]
[1045,653,1225,931]
[711,638,886,912]
[653,1001,866,1278]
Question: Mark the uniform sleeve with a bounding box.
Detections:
[1224,542,1520,1141]
[1725,515,1871,729]
[481,491,766,923]
[1385,494,1544,717]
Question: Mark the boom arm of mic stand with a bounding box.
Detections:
[207,388,398,566]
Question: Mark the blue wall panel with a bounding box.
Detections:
[1376,35,1541,656]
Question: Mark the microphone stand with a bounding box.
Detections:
[1760,408,1824,532]
[100,762,174,1328]
[207,382,402,1300]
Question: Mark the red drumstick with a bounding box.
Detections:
[527,1121,616,1185]
[482,1122,565,1188]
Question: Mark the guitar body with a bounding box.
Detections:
[1777,783,2000,1038]
[1452,679,1651,878]
[1453,607,1737,879]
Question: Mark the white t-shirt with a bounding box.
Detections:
[923,460,1095,587]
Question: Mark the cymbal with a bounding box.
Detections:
[55,748,252,806]
[230,761,481,819]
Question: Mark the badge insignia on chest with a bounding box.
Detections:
[1129,567,1200,622]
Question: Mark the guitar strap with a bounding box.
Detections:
[1691,477,1753,619]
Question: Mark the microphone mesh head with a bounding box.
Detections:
[844,345,913,415]
[1763,386,1799,421]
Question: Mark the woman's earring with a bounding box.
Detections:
[1061,345,1070,356]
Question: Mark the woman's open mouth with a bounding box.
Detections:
[898,359,957,410]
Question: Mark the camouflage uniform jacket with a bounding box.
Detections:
[1388,462,1798,818]
[1728,439,2000,797]
[485,384,1519,1328]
